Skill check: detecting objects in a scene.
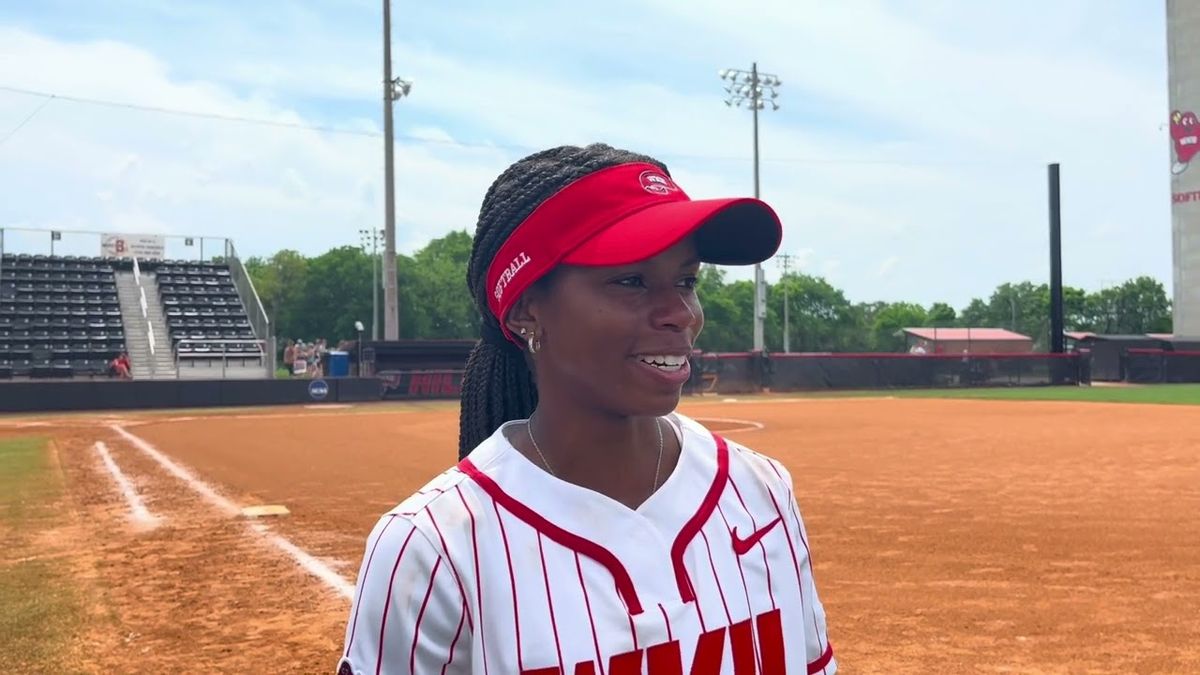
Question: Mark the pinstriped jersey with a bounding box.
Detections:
[338,413,836,674]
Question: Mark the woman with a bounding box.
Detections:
[339,144,835,674]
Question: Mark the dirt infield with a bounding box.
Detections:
[6,396,1200,673]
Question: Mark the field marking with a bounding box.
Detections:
[691,417,765,433]
[108,424,355,601]
[94,441,159,529]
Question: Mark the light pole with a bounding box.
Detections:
[382,0,413,341]
[359,228,384,341]
[720,62,781,353]
[777,252,795,353]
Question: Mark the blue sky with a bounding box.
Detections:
[0,1,1173,308]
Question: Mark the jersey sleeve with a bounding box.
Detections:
[774,461,837,675]
[338,514,471,675]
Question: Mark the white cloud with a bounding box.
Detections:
[878,255,900,278]
[0,1,1175,310]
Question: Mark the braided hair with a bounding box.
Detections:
[458,143,670,459]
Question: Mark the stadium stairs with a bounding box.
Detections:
[115,271,176,379]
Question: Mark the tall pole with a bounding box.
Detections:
[381,0,399,340]
[751,62,764,353]
[778,252,794,353]
[372,239,380,341]
[1048,163,1065,354]
[720,62,780,354]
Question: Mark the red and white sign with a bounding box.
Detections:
[101,233,165,260]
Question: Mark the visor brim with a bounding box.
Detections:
[560,197,783,267]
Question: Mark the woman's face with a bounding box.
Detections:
[514,237,704,418]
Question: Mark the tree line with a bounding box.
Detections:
[243,230,1172,353]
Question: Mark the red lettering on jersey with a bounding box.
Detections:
[609,649,644,674]
[529,610,784,675]
[755,609,785,673]
[646,640,683,675]
[728,619,755,674]
[688,626,727,675]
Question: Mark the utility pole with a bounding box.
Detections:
[381,0,412,340]
[359,228,383,341]
[720,63,781,353]
[777,252,794,353]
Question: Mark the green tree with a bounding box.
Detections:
[870,302,928,351]
[1085,276,1172,334]
[694,265,750,352]
[765,274,858,352]
[927,302,957,326]
[393,230,477,339]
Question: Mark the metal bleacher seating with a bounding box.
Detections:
[0,253,125,379]
[156,260,262,365]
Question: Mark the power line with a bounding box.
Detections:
[0,95,52,147]
[0,83,1047,167]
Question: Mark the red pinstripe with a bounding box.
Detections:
[657,603,673,642]
[537,533,564,674]
[616,577,638,648]
[698,527,732,625]
[346,514,399,656]
[728,473,776,609]
[375,527,418,675]
[428,509,474,632]
[410,558,442,673]
[575,552,606,675]
[460,458,644,615]
[717,503,762,674]
[494,502,524,670]
[440,601,467,675]
[455,486,490,675]
[787,491,828,664]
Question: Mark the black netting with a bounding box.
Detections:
[767,353,1082,391]
[1124,350,1200,383]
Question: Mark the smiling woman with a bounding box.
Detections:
[338,144,838,674]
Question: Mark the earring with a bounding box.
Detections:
[527,334,540,354]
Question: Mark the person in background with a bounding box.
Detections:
[110,351,131,379]
[283,339,296,377]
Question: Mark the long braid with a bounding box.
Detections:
[457,143,669,459]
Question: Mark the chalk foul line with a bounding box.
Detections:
[108,424,355,601]
[94,441,159,529]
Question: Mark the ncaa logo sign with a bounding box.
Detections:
[308,379,330,401]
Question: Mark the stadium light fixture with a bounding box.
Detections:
[719,61,781,353]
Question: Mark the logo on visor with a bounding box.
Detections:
[493,251,532,303]
[639,170,679,195]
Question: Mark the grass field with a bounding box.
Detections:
[0,436,81,673]
[808,383,1200,405]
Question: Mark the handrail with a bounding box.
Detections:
[173,338,268,379]
[224,240,274,375]
[131,257,155,377]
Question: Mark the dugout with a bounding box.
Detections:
[1066,334,1170,382]
[1123,335,1200,383]
[365,339,475,375]
[901,328,1034,355]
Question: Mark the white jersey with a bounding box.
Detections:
[338,414,835,674]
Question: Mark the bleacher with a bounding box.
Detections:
[155,260,263,365]
[0,253,125,379]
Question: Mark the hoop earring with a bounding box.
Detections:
[527,335,541,354]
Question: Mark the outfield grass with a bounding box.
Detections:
[0,437,81,672]
[840,383,1200,405]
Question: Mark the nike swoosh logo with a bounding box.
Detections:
[731,517,782,555]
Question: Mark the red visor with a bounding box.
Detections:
[485,162,782,343]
